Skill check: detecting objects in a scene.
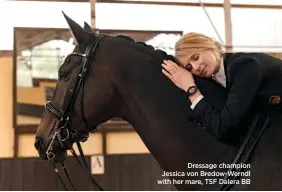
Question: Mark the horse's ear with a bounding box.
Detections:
[84,22,93,33]
[62,11,90,47]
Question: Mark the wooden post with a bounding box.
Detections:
[224,0,233,52]
[90,0,96,29]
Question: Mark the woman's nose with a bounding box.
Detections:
[190,62,200,72]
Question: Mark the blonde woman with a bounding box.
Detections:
[162,32,282,141]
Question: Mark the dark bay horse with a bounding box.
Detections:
[34,14,282,190]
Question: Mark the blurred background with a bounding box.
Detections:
[1,0,282,190]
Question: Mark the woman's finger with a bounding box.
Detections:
[162,69,174,81]
[162,63,176,74]
[164,60,179,71]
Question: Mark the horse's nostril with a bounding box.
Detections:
[34,137,42,151]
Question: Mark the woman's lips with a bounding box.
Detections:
[200,66,206,76]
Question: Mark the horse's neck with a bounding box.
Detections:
[109,49,237,189]
[118,70,231,169]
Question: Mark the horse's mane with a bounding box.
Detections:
[115,35,176,62]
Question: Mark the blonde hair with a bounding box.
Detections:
[175,32,223,59]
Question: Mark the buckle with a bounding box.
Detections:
[269,96,281,105]
[58,129,69,142]
[70,129,88,142]
[47,152,55,161]
[71,129,79,140]
[80,134,89,142]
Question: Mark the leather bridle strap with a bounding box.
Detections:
[70,142,104,191]
[219,112,270,191]
[45,34,106,191]
[45,101,62,119]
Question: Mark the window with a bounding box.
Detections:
[231,0,282,5]
[0,1,90,50]
[231,8,282,52]
[96,3,225,44]
[17,38,75,87]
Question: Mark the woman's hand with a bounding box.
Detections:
[161,60,195,92]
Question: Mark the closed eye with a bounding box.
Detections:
[191,53,199,61]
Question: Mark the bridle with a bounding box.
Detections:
[44,33,106,191]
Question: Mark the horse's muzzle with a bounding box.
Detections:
[35,136,67,163]
[34,136,42,151]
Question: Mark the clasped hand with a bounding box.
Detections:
[161,60,195,92]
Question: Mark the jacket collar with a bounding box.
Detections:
[222,52,233,89]
[223,52,233,69]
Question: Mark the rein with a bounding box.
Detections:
[44,33,106,191]
[219,112,270,191]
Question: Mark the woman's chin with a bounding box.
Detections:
[203,71,213,78]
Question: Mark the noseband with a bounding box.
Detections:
[44,33,106,191]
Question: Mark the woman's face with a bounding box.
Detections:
[178,50,221,78]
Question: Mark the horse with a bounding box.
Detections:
[34,14,282,191]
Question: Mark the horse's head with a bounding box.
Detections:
[35,14,116,162]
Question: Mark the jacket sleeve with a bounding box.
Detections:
[190,56,263,140]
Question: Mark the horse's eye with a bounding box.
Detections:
[65,57,71,63]
[59,70,67,80]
